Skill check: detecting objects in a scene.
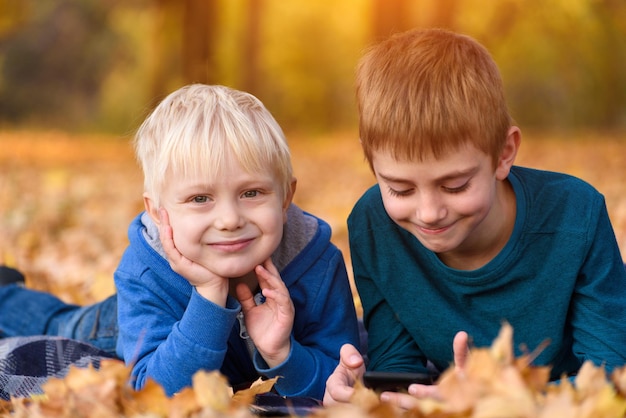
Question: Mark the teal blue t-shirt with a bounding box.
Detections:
[349,166,626,380]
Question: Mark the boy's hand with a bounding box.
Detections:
[158,208,229,305]
[379,331,470,409]
[236,258,294,368]
[323,344,366,405]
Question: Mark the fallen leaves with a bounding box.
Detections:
[0,359,278,418]
[2,323,626,417]
[319,323,626,418]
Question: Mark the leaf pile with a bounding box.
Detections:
[2,323,626,417]
[316,324,626,418]
[0,359,278,418]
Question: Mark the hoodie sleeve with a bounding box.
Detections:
[115,258,240,396]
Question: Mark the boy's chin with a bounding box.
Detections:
[214,264,262,280]
[415,237,456,254]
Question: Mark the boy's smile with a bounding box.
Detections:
[150,156,289,280]
[208,238,255,253]
[372,141,516,270]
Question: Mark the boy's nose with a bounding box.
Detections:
[213,201,243,230]
[416,194,446,225]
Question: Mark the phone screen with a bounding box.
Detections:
[362,371,437,392]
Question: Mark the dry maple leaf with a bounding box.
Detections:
[316,381,401,418]
[351,379,383,412]
[538,387,580,418]
[489,321,514,365]
[0,401,11,416]
[169,387,202,418]
[191,370,233,412]
[611,365,626,397]
[575,361,611,398]
[231,376,279,406]
[413,322,552,417]
[121,378,169,416]
[570,362,626,418]
[31,359,128,418]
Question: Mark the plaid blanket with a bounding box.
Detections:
[0,336,114,400]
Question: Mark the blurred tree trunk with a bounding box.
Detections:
[149,0,174,104]
[241,0,263,97]
[183,0,219,84]
[371,0,412,42]
[594,0,626,128]
[428,0,459,29]
[371,0,460,42]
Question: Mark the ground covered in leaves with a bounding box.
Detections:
[2,323,626,417]
[1,129,625,311]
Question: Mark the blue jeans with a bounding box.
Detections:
[0,284,118,357]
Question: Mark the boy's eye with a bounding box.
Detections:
[387,186,413,197]
[242,190,259,198]
[443,182,470,194]
[192,195,209,203]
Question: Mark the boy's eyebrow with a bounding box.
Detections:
[378,166,479,184]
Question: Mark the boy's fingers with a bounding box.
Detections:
[255,263,286,291]
[158,208,177,256]
[408,383,440,399]
[236,283,256,312]
[323,383,355,406]
[380,391,421,410]
[340,344,364,369]
[260,258,280,277]
[453,331,470,372]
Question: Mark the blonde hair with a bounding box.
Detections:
[356,28,512,168]
[134,84,293,205]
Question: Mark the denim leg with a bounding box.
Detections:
[0,284,78,336]
[0,285,119,357]
[48,294,119,357]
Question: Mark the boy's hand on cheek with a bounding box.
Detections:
[236,258,294,368]
[158,208,229,305]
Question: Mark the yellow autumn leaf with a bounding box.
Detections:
[575,360,610,398]
[351,379,382,412]
[231,376,279,406]
[576,384,626,418]
[121,378,169,417]
[191,370,233,412]
[611,365,626,397]
[489,321,514,365]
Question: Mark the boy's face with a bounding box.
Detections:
[371,140,516,266]
[152,157,292,280]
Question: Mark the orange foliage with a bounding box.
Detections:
[2,130,625,314]
[3,323,626,417]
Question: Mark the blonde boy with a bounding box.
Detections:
[0,84,360,401]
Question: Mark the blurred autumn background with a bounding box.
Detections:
[1,0,625,310]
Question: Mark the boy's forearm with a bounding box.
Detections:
[119,288,240,395]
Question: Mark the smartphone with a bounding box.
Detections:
[362,371,437,392]
[249,393,322,416]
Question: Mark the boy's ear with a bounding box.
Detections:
[143,193,161,226]
[495,127,521,180]
[283,178,297,220]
